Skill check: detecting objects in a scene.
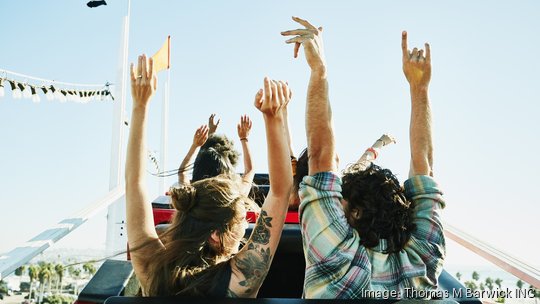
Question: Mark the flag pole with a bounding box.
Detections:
[106,0,131,255]
[159,41,171,195]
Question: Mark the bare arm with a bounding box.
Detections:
[237,115,255,196]
[282,17,336,175]
[177,125,209,185]
[351,134,396,171]
[208,113,220,136]
[282,93,295,159]
[402,31,433,177]
[125,55,164,287]
[228,78,292,298]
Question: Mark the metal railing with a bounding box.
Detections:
[0,187,125,280]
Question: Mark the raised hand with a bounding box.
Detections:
[254,77,291,118]
[281,16,326,72]
[237,115,252,140]
[130,54,157,108]
[208,114,220,135]
[378,134,397,147]
[192,125,209,147]
[402,31,431,89]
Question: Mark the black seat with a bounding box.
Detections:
[78,259,134,303]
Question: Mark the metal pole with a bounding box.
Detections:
[159,68,171,194]
[106,0,131,255]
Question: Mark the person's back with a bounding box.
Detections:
[300,163,445,298]
[282,18,445,298]
[124,55,293,298]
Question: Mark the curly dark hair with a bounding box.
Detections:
[341,164,416,253]
[192,134,240,182]
[292,148,309,194]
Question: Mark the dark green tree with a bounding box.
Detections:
[485,277,494,291]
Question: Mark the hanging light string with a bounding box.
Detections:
[0,68,114,103]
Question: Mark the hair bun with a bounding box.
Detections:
[170,184,197,212]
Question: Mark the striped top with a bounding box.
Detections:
[299,172,446,299]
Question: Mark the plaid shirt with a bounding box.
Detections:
[299,172,446,299]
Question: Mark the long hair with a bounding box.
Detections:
[192,134,239,182]
[341,164,416,253]
[145,176,257,296]
[292,149,309,195]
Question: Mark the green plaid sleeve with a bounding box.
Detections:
[404,175,446,288]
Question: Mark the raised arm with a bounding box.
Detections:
[228,78,292,298]
[352,134,396,171]
[282,16,336,175]
[282,89,295,160]
[125,55,164,286]
[401,31,433,177]
[177,125,209,185]
[237,115,255,196]
[208,113,220,136]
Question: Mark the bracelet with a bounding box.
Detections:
[366,147,378,159]
[290,155,297,161]
[240,137,248,142]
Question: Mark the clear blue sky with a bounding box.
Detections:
[0,1,538,267]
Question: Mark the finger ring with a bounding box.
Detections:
[137,75,143,79]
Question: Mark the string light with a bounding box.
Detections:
[31,86,40,103]
[10,81,22,99]
[0,79,5,98]
[0,68,114,104]
[22,84,32,99]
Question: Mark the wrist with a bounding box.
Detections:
[263,114,284,123]
[409,85,429,94]
[239,137,248,142]
[311,66,327,78]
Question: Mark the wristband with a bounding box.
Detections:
[240,138,248,142]
[366,147,378,159]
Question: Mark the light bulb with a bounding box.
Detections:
[0,79,4,98]
[13,89,22,99]
[22,85,32,99]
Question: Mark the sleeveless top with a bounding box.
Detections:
[207,260,232,298]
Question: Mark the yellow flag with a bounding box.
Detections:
[151,36,170,72]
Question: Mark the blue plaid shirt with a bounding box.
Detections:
[299,172,446,299]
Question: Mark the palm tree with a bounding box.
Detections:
[464,281,478,291]
[456,272,462,281]
[54,264,65,294]
[82,262,96,278]
[495,278,503,289]
[472,271,480,281]
[38,266,51,304]
[28,265,40,301]
[44,263,55,294]
[485,277,494,291]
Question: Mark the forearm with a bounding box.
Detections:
[239,140,255,196]
[409,87,433,176]
[125,106,158,245]
[283,110,295,157]
[241,141,254,179]
[306,69,336,174]
[265,116,292,199]
[178,144,198,184]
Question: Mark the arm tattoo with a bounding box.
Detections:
[226,288,239,298]
[234,210,273,294]
[251,210,272,245]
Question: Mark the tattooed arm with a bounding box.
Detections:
[228,78,293,298]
